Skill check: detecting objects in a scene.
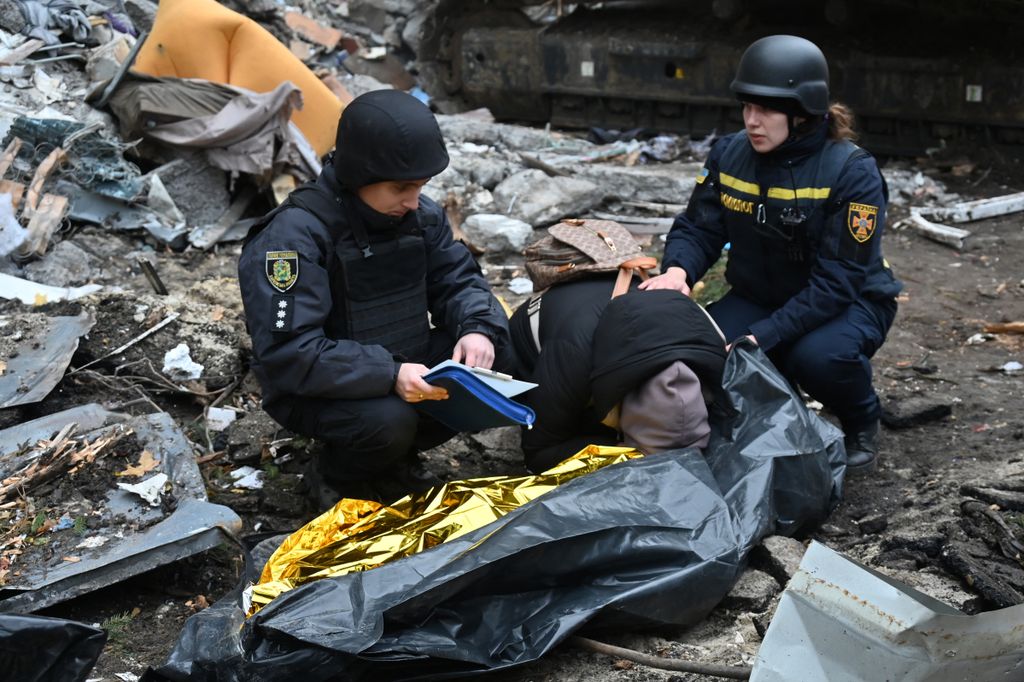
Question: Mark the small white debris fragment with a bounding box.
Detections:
[206,406,238,431]
[1000,361,1023,374]
[508,277,534,295]
[966,333,992,345]
[162,343,204,380]
[76,536,109,550]
[459,142,490,154]
[229,466,264,490]
[117,472,169,506]
[115,673,140,682]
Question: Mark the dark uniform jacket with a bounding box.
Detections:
[663,124,902,351]
[510,280,726,472]
[238,165,509,417]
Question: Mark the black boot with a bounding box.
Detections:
[303,459,379,512]
[843,421,879,475]
[373,457,444,505]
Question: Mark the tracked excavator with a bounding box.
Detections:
[414,0,1024,156]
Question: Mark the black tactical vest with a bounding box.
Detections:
[716,135,862,308]
[248,183,432,360]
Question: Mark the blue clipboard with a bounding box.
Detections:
[419,365,536,432]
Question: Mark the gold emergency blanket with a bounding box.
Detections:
[249,446,640,614]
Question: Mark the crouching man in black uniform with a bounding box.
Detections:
[238,90,510,505]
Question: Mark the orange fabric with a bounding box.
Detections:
[134,0,342,156]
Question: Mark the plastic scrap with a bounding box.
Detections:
[0,270,102,303]
[151,342,844,681]
[227,466,263,491]
[0,191,26,256]
[117,472,169,507]
[0,613,105,681]
[205,407,237,431]
[162,343,204,381]
[750,541,1024,681]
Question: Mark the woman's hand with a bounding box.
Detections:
[395,363,448,402]
[638,266,691,295]
[452,332,495,369]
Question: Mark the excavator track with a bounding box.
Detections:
[417,0,1024,156]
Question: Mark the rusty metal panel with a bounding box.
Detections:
[751,541,1024,681]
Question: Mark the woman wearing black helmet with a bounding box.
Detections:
[640,35,902,474]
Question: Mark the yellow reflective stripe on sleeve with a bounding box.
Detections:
[765,186,832,200]
[718,172,761,197]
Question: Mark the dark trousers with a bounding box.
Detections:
[278,330,514,482]
[707,291,897,431]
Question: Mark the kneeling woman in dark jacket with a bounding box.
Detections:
[510,277,728,473]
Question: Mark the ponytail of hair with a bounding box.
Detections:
[827,102,858,141]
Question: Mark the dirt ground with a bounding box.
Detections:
[3,155,1023,681]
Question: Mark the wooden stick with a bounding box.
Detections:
[0,138,23,177]
[23,147,66,219]
[984,321,1024,334]
[17,193,68,257]
[0,39,45,66]
[69,312,180,374]
[572,636,752,679]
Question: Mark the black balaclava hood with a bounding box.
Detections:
[332,90,450,190]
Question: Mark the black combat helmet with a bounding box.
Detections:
[333,90,450,189]
[730,35,830,116]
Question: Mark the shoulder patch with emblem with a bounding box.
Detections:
[266,251,298,292]
[270,295,294,333]
[695,167,710,184]
[848,203,878,243]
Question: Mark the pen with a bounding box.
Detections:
[471,366,514,381]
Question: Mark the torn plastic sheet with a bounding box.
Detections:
[151,343,844,681]
[750,541,1024,681]
[0,272,102,305]
[0,409,243,613]
[3,116,142,200]
[0,311,93,408]
[0,613,106,681]
[105,73,321,181]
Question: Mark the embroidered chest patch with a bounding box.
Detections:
[266,251,298,292]
[848,203,878,243]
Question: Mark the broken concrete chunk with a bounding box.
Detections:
[881,396,953,429]
[755,536,806,585]
[722,567,780,612]
[551,162,700,205]
[449,154,514,190]
[492,169,600,227]
[437,115,566,153]
[227,411,280,463]
[461,214,533,254]
[22,241,100,287]
[856,513,889,535]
